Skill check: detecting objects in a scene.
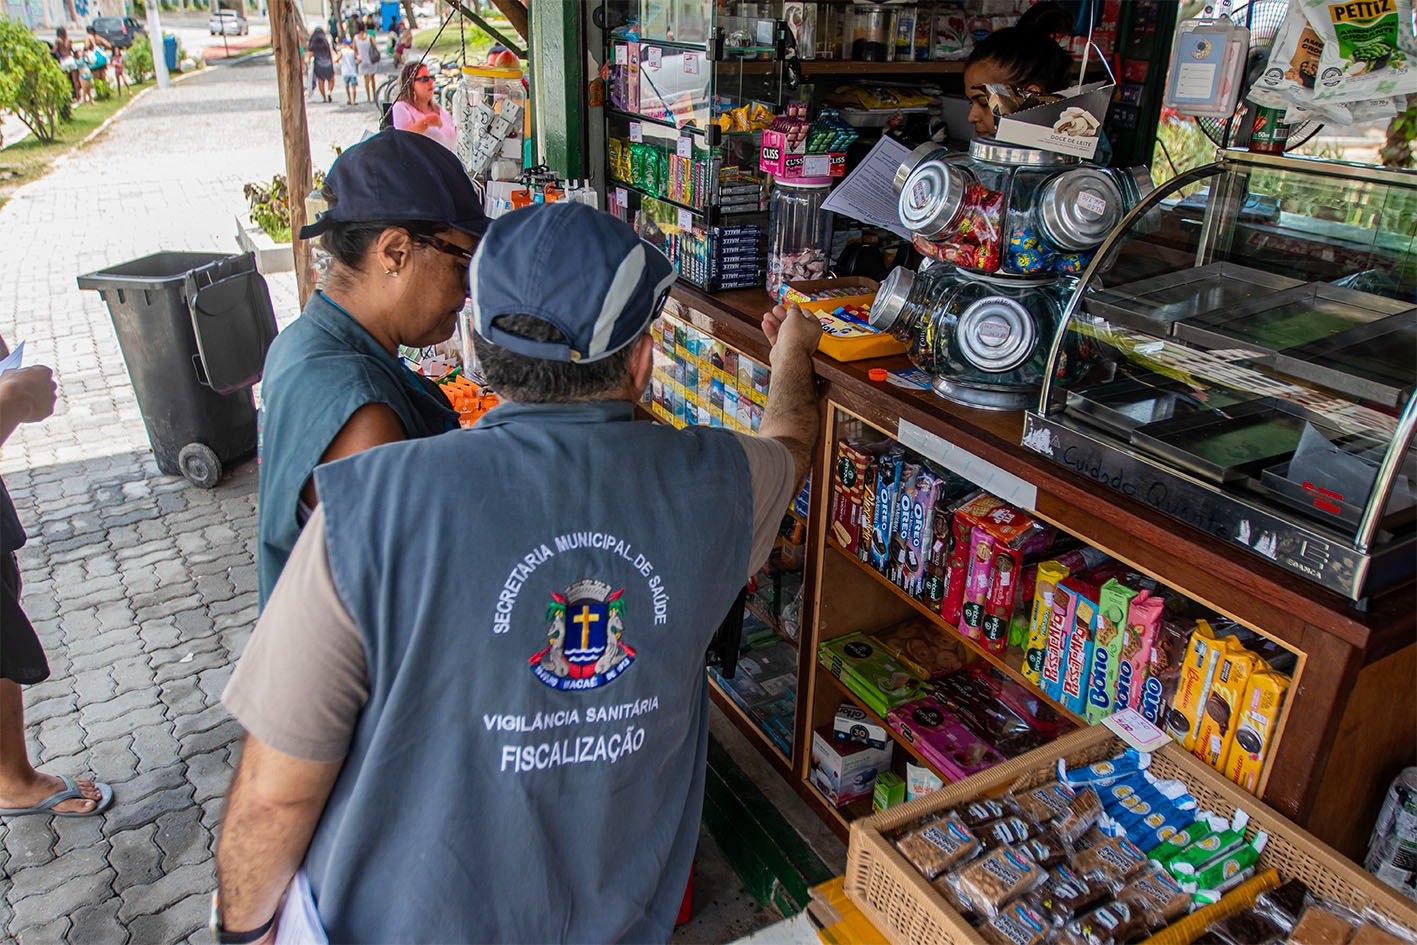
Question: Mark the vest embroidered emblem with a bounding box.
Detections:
[529,579,637,691]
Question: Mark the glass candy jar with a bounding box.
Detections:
[767,177,834,297]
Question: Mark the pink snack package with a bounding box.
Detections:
[1116,593,1165,713]
[959,526,995,639]
[888,697,1008,781]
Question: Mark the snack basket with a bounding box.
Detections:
[844,725,1417,945]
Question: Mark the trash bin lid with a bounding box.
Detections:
[189,269,278,394]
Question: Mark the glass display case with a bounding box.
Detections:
[1024,150,1417,603]
[604,1,786,290]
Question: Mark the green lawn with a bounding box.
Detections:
[0,80,154,208]
[412,18,505,63]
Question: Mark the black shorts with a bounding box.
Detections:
[0,552,49,685]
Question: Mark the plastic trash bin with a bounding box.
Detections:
[77,251,278,488]
[163,34,178,71]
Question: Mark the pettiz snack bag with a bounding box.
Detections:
[1222,669,1291,793]
[1086,579,1139,724]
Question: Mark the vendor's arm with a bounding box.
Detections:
[299,401,405,507]
[0,366,57,447]
[758,303,822,491]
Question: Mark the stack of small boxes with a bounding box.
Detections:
[649,312,770,431]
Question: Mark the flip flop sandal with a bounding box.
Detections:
[0,777,113,817]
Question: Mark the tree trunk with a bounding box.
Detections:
[486,0,526,40]
[329,0,343,38]
[400,0,417,28]
[271,0,315,304]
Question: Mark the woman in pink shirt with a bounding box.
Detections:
[391,62,456,151]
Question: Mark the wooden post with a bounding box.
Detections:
[271,0,315,304]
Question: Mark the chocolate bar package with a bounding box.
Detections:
[830,440,873,555]
[888,697,1008,781]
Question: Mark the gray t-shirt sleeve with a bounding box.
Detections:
[731,433,797,578]
[223,505,368,763]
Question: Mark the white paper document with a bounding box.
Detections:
[0,342,24,376]
[821,136,913,240]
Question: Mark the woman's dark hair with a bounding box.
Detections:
[316,184,447,279]
[473,315,637,404]
[395,60,424,107]
[966,20,1073,93]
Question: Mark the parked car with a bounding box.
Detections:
[209,9,249,35]
[89,16,145,49]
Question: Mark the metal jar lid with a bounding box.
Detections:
[898,161,970,238]
[1036,168,1125,253]
[956,295,1036,373]
[870,266,915,332]
[894,142,950,194]
[968,137,1080,167]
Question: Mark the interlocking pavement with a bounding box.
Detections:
[0,59,379,944]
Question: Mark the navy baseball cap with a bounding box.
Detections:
[470,203,676,363]
[298,129,489,239]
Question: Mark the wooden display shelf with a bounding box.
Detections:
[744,595,800,649]
[800,59,965,76]
[824,541,1087,728]
[665,283,1416,861]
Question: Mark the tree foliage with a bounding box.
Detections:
[0,18,72,142]
[127,34,154,81]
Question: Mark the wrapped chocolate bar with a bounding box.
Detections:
[1129,868,1193,925]
[956,798,1013,829]
[1055,788,1104,845]
[1055,897,1161,945]
[1208,906,1287,945]
[943,845,1047,918]
[895,812,980,878]
[1149,812,1229,870]
[1017,832,1072,870]
[1253,878,1309,931]
[1023,864,1113,925]
[983,901,1053,945]
[1163,811,1252,878]
[1013,780,1076,823]
[977,815,1041,851]
[1072,835,1148,885]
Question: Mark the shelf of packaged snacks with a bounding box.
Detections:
[606,104,706,137]
[803,781,876,835]
[607,178,765,221]
[800,60,966,76]
[706,671,795,778]
[823,539,1088,729]
[815,666,952,780]
[666,282,1416,860]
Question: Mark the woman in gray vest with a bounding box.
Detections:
[256,130,489,607]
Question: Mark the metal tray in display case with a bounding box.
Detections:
[1129,398,1314,485]
[1261,460,1417,533]
[1083,262,1306,335]
[1065,374,1253,440]
[1278,312,1417,409]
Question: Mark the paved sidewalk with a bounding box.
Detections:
[0,60,379,944]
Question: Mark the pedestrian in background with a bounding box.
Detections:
[0,351,113,821]
[251,130,487,605]
[307,26,335,103]
[338,40,358,106]
[75,44,95,105]
[353,25,378,104]
[54,27,80,101]
[111,47,128,96]
[214,202,820,943]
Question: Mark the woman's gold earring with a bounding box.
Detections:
[385,269,398,277]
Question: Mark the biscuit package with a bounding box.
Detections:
[960,526,997,639]
[1193,640,1266,770]
[1014,780,1076,823]
[896,812,980,878]
[1222,670,1292,794]
[1041,577,1082,703]
[1023,559,1070,686]
[943,845,1047,918]
[895,468,946,597]
[1072,835,1147,885]
[1086,579,1139,724]
[1058,578,1102,715]
[982,901,1051,945]
[1169,619,1224,751]
[1117,592,1163,713]
[869,448,906,572]
[1142,616,1193,728]
[1024,864,1113,924]
[830,440,872,555]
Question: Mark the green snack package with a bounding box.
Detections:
[1165,810,1250,875]
[1147,812,1225,867]
[1175,831,1269,900]
[1086,579,1139,724]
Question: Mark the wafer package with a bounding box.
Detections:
[1086,579,1140,724]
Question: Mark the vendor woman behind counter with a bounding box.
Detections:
[256,130,488,606]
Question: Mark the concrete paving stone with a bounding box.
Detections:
[154,648,225,686]
[21,677,73,706]
[173,702,233,741]
[136,517,169,543]
[103,781,196,837]
[70,666,117,709]
[68,898,128,945]
[122,479,153,501]
[21,692,77,727]
[208,592,258,619]
[80,689,156,727]
[101,505,163,528]
[41,532,115,557]
[0,817,56,874]
[36,714,86,761]
[134,592,205,625]
[188,552,252,576]
[83,554,121,580]
[60,582,133,613]
[202,523,242,548]
[158,679,207,718]
[186,748,235,806]
[83,704,167,745]
[128,889,212,945]
[52,811,106,857]
[0,897,11,944]
[64,624,131,661]
[107,823,162,893]
[173,610,217,638]
[116,860,212,924]
[86,737,141,786]
[155,557,194,586]
[179,719,245,762]
[94,600,135,631]
[155,491,187,514]
[107,762,187,807]
[123,576,184,607]
[228,564,258,595]
[50,561,87,588]
[116,541,180,568]
[8,842,111,902]
[13,594,58,623]
[129,722,182,774]
[58,607,100,636]
[199,794,227,833]
[106,526,144,551]
[196,665,233,706]
[195,572,237,606]
[68,638,146,676]
[108,653,156,696]
[46,542,109,567]
[154,807,211,872]
[12,912,71,945]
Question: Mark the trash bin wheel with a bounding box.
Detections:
[178,443,222,488]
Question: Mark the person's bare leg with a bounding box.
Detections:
[0,678,99,813]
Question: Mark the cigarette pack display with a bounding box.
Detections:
[811,724,894,808]
[889,697,1008,782]
[1221,671,1291,794]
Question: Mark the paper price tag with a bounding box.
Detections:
[677,136,693,159]
[897,419,1038,511]
[683,51,699,75]
[615,187,628,207]
[802,154,830,177]
[613,43,628,65]
[629,121,643,143]
[677,208,694,231]
[1103,709,1171,753]
[645,46,662,69]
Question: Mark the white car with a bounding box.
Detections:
[209,9,249,35]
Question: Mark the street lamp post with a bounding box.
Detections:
[145,0,171,88]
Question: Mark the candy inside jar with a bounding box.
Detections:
[898,162,1005,274]
[767,177,835,297]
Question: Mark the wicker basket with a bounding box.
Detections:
[844,725,1417,945]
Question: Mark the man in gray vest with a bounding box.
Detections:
[212,202,822,945]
